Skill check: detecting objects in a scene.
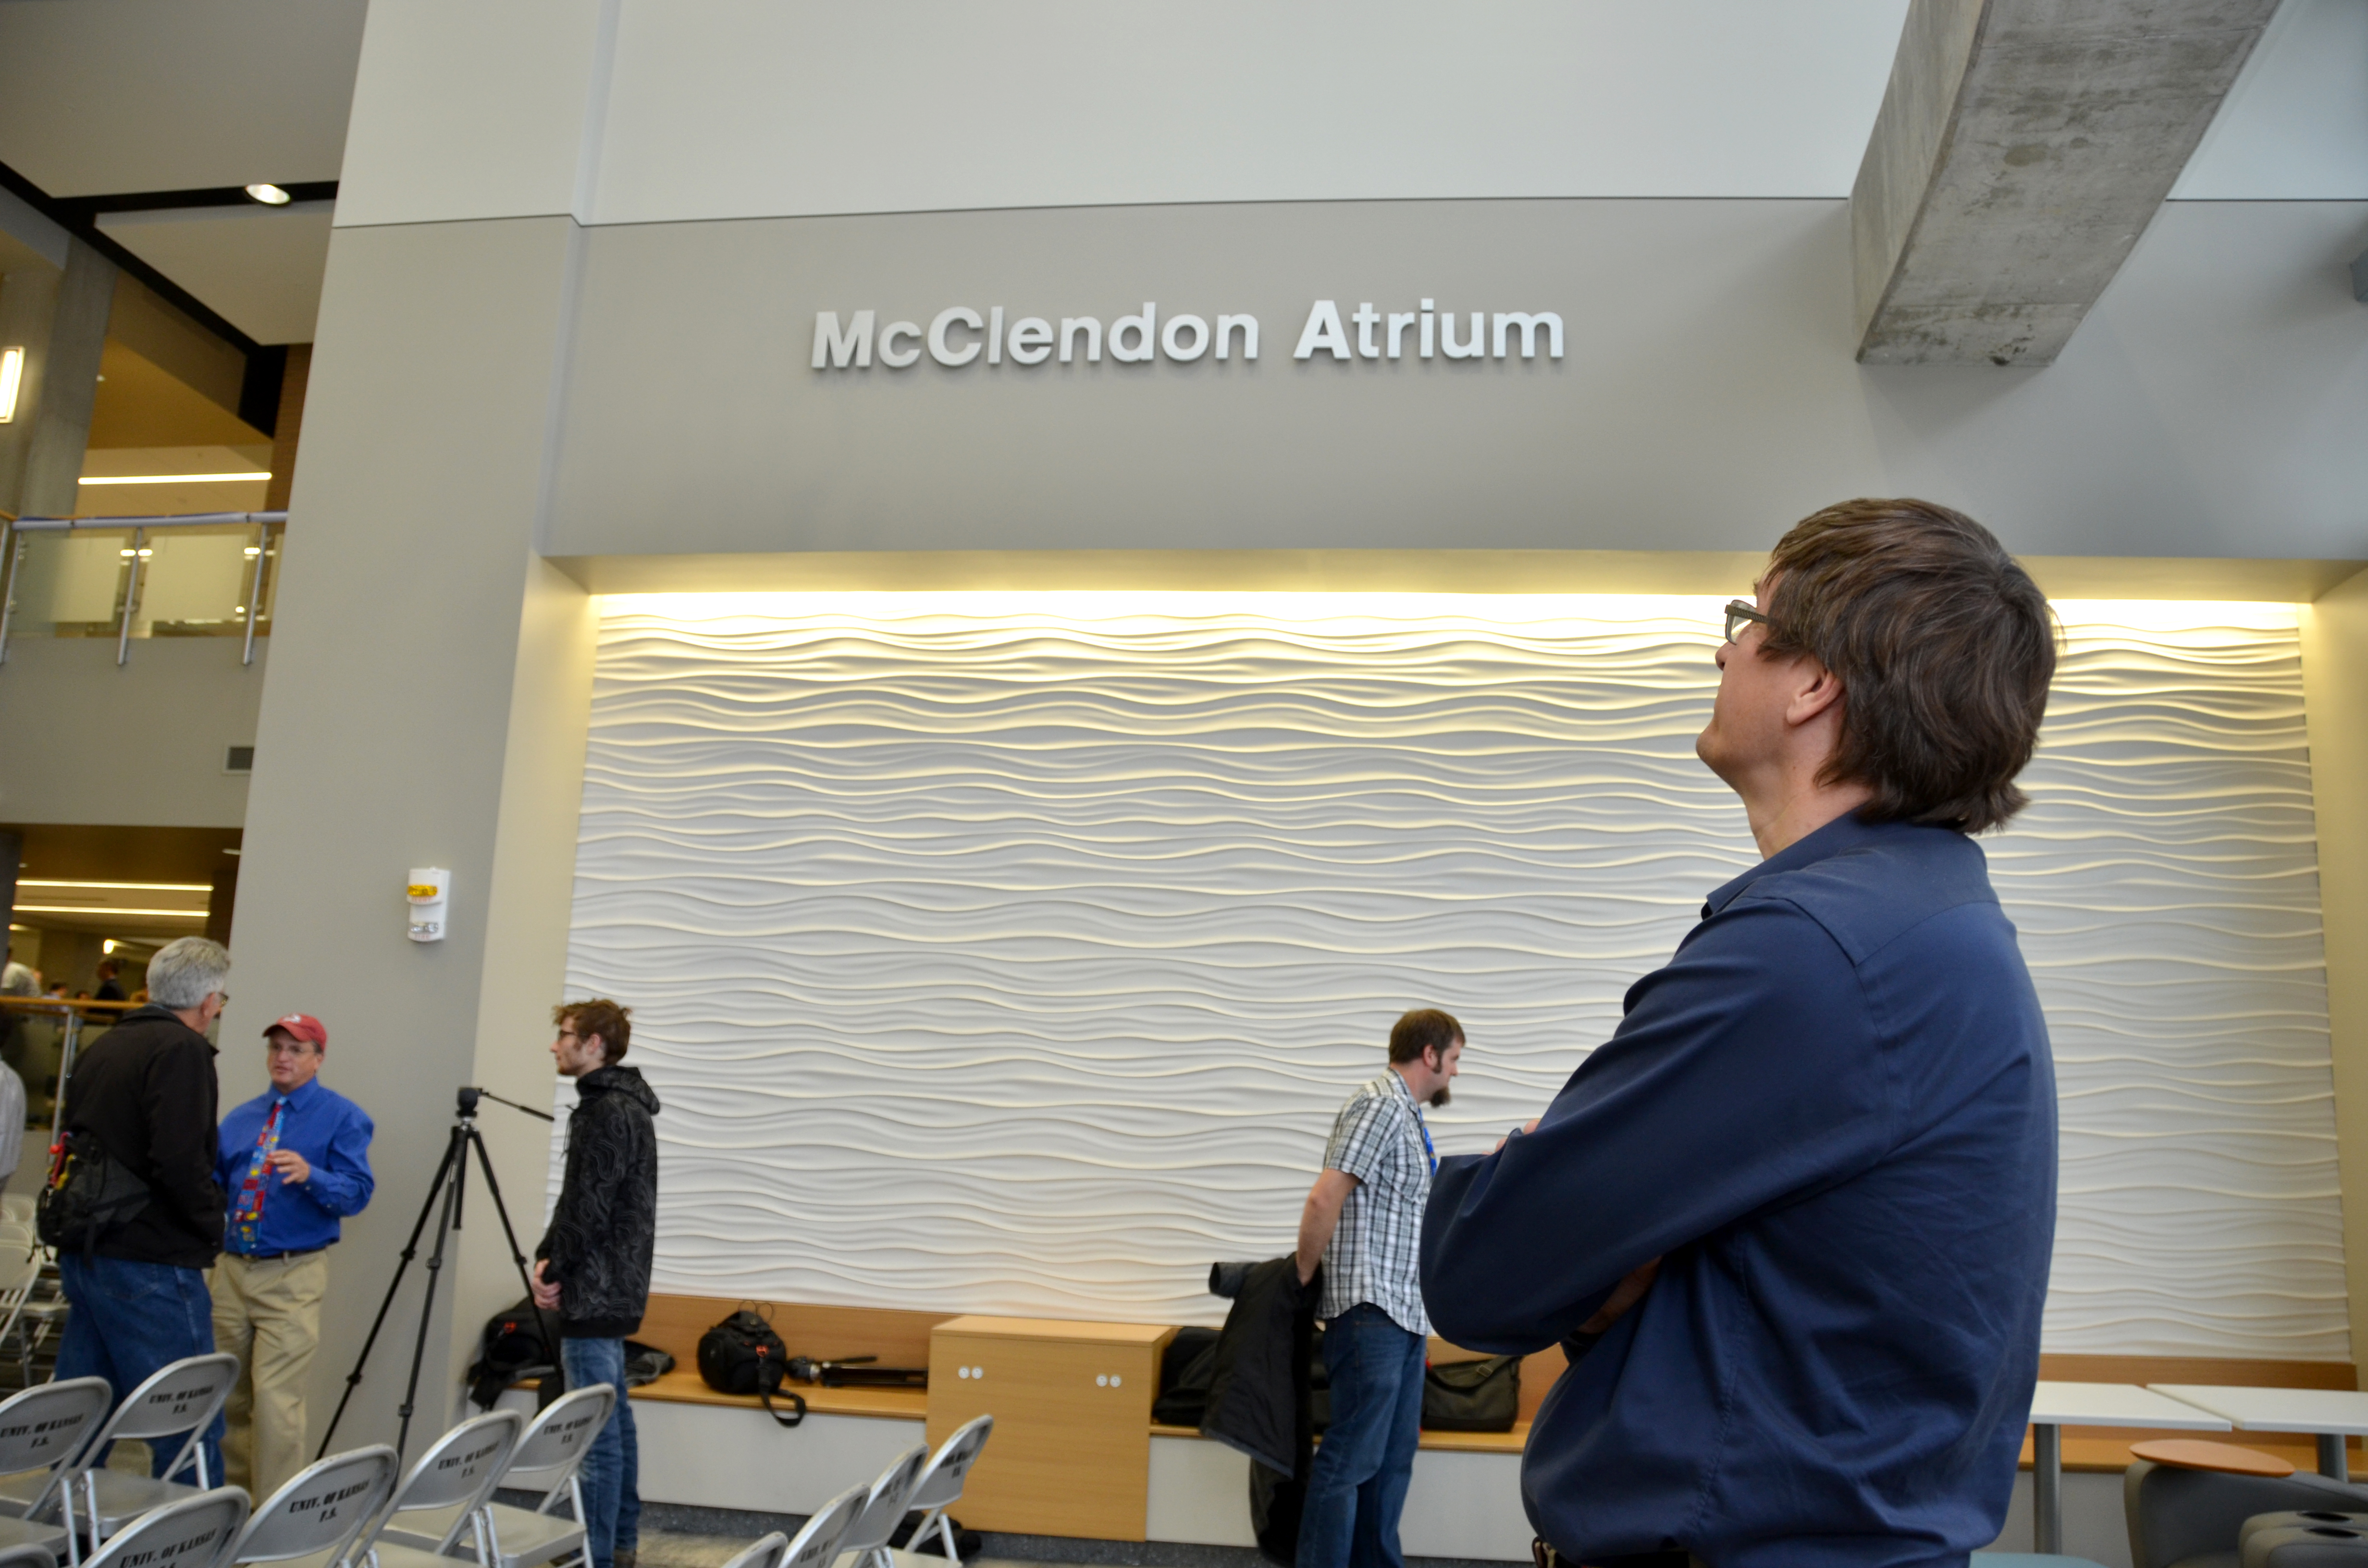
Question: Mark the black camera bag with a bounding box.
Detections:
[1420,1354,1520,1432]
[37,1129,150,1254]
[698,1307,806,1428]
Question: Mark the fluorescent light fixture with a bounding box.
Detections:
[80,472,269,486]
[11,906,207,919]
[245,184,292,205]
[14,886,213,895]
[0,346,22,422]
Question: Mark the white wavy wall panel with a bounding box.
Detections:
[563,594,2340,1358]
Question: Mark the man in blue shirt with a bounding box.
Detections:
[212,1012,375,1500]
[1422,500,2061,1568]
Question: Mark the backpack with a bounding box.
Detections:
[36,1129,150,1253]
[697,1307,806,1428]
[468,1298,563,1410]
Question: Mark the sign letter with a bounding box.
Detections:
[1295,301,1351,361]
[813,310,875,369]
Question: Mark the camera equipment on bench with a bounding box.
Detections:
[785,1353,928,1389]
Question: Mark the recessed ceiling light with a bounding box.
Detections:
[245,184,292,205]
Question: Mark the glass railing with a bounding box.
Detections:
[0,996,138,1140]
[0,510,285,665]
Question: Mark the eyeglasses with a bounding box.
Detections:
[1723,600,1774,644]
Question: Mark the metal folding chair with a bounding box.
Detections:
[226,1446,398,1568]
[901,1416,991,1563]
[829,1447,928,1568]
[780,1485,865,1568]
[375,1386,612,1568]
[53,1353,239,1556]
[0,1377,114,1537]
[0,1541,55,1568]
[339,1410,524,1568]
[717,1533,788,1568]
[80,1491,249,1568]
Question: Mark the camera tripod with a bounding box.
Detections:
[317,1086,557,1460]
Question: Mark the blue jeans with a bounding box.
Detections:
[561,1336,640,1568]
[56,1254,225,1485]
[1298,1304,1426,1568]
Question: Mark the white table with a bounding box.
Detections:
[2148,1384,2368,1482]
[2026,1382,2232,1553]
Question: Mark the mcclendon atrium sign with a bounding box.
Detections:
[812,300,1566,370]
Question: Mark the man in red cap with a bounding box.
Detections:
[211,1013,375,1498]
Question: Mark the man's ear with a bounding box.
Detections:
[1784,658,1846,729]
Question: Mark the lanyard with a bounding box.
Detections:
[1416,1109,1437,1175]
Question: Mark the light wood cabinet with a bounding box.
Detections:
[927,1315,1175,1540]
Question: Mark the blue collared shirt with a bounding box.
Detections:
[215,1078,376,1255]
[1422,814,2057,1568]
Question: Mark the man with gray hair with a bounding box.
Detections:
[53,936,232,1484]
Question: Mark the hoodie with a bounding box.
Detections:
[534,1064,661,1338]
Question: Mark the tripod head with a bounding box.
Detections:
[455,1085,481,1117]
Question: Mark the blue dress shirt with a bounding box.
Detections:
[215,1079,376,1256]
[1422,814,2057,1568]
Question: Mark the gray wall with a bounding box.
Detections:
[224,216,596,1449]
[0,637,262,826]
[544,197,2368,564]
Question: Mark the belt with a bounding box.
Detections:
[234,1246,326,1262]
[1536,1542,1707,1568]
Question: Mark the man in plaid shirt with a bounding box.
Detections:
[1294,1008,1464,1568]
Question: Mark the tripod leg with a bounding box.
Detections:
[316,1124,465,1458]
[468,1128,566,1394]
[394,1143,466,1460]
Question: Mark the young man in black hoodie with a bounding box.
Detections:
[54,935,230,1483]
[531,999,659,1568]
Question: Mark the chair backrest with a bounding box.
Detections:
[715,1532,788,1568]
[780,1484,866,1568]
[93,1352,239,1487]
[502,1384,614,1482]
[907,1415,992,1512]
[2125,1457,2368,1568]
[84,1489,250,1568]
[0,1542,54,1568]
[0,1378,113,1480]
[373,1410,523,1556]
[230,1446,398,1565]
[834,1446,929,1557]
[0,1246,41,1296]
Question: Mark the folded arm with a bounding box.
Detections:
[1420,899,1894,1352]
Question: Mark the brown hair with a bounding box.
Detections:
[1388,1008,1464,1066]
[1760,498,2057,834]
[554,999,632,1066]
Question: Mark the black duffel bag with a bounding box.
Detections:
[1421,1354,1520,1432]
[697,1306,807,1428]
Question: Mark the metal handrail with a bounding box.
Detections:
[0,998,142,1153]
[0,511,288,668]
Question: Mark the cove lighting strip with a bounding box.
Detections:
[79,472,270,486]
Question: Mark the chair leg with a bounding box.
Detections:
[935,1513,959,1561]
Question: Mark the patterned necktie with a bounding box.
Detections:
[231,1099,284,1252]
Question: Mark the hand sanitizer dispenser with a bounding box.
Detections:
[408,868,451,943]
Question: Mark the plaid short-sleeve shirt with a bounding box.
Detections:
[1317,1071,1434,1335]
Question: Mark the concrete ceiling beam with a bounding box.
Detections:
[1852,0,2282,366]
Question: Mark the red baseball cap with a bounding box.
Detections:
[264,1014,327,1047]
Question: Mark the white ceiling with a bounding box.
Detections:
[0,0,365,197]
[97,202,333,344]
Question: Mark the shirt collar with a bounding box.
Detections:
[1382,1067,1424,1119]
[1703,809,1893,918]
[272,1079,324,1112]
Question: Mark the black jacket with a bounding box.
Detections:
[534,1066,659,1338]
[60,1005,223,1269]
[1203,1255,1319,1476]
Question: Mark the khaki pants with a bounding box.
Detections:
[209,1250,330,1500]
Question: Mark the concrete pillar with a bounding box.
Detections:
[0,236,116,517]
[2303,565,2368,1378]
[226,216,595,1450]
